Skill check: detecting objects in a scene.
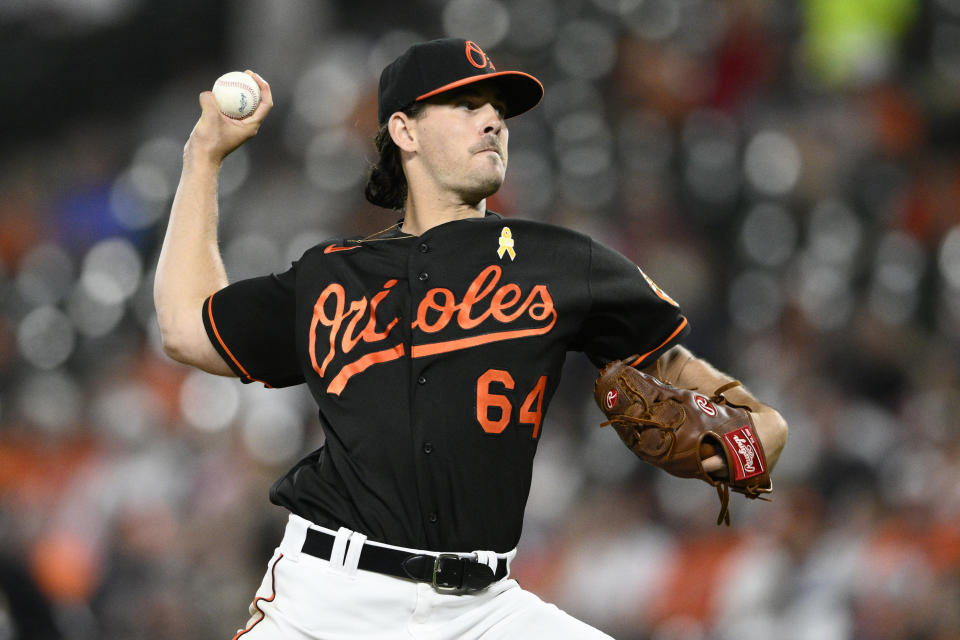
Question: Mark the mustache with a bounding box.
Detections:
[469,136,504,158]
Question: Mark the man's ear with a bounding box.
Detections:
[388,111,418,153]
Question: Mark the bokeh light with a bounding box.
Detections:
[304,129,369,194]
[682,109,741,207]
[553,20,617,80]
[868,230,925,326]
[79,238,142,306]
[729,269,785,333]
[442,0,510,48]
[16,370,83,434]
[625,0,681,41]
[293,53,365,129]
[743,130,802,197]
[240,399,305,466]
[179,369,240,433]
[739,202,798,268]
[17,306,75,370]
[807,198,863,266]
[15,244,75,307]
[505,0,558,51]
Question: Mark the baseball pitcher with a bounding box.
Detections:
[154,38,788,639]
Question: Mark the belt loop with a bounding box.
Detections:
[502,549,516,577]
[279,514,309,562]
[327,527,352,572]
[343,531,367,575]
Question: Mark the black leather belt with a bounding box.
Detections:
[301,527,508,594]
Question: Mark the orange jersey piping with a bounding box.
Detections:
[207,294,273,388]
[627,317,689,369]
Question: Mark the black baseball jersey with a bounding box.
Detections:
[202,212,688,552]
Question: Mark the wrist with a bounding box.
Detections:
[182,142,224,172]
[183,129,231,167]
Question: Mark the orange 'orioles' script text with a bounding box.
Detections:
[309,265,556,394]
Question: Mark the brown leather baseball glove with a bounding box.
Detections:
[595,358,773,525]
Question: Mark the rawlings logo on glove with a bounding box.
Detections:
[594,359,773,525]
[725,427,764,479]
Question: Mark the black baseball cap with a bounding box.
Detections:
[377,38,544,125]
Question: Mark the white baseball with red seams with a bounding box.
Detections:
[213,71,260,119]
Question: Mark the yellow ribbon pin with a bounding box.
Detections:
[497,227,516,261]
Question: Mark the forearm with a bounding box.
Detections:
[648,345,788,469]
[153,150,232,372]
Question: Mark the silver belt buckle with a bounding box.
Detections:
[431,553,463,593]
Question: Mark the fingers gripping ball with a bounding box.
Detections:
[213,71,261,119]
[595,359,773,525]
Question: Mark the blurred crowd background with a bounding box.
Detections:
[1,0,959,638]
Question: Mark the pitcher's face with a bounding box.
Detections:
[413,84,509,204]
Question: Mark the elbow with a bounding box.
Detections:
[160,337,188,365]
[154,308,198,366]
[154,305,233,377]
[157,324,192,365]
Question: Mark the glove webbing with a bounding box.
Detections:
[600,370,687,458]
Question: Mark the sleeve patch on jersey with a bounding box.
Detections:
[639,268,679,307]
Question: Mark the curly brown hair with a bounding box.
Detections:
[364,102,426,211]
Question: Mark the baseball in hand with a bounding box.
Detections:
[212,71,261,119]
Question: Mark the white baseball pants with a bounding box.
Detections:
[231,514,612,640]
